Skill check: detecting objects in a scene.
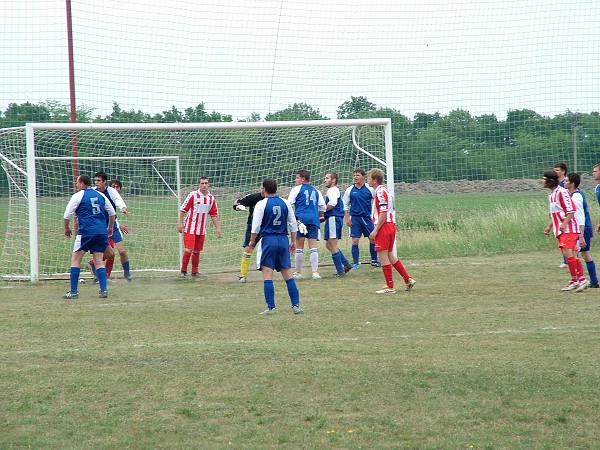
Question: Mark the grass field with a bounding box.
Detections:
[2,252,600,448]
[2,190,600,448]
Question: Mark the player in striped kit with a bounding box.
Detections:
[367,168,416,294]
[178,177,222,278]
[323,171,352,277]
[543,170,588,292]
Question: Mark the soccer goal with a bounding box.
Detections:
[0,118,393,282]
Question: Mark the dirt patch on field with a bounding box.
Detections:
[394,174,598,196]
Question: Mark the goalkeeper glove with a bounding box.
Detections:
[235,204,246,211]
[297,221,308,234]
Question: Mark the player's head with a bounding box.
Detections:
[593,164,600,182]
[198,177,210,193]
[262,178,277,195]
[110,179,122,191]
[553,162,568,178]
[353,168,366,185]
[296,169,310,184]
[77,175,92,189]
[543,170,559,189]
[94,171,108,190]
[324,172,338,187]
[367,168,384,186]
[566,172,581,189]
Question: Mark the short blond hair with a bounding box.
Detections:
[367,168,384,184]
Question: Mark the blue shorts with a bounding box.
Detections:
[73,234,109,254]
[259,235,292,271]
[111,226,124,244]
[349,216,374,239]
[298,223,320,240]
[580,228,593,252]
[324,216,343,240]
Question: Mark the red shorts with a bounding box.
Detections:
[184,233,206,251]
[374,222,396,252]
[558,233,578,251]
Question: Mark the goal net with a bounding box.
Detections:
[0,118,392,281]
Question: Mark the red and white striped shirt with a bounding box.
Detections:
[180,190,218,235]
[372,185,396,224]
[548,186,579,237]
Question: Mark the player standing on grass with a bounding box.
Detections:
[564,173,599,288]
[178,177,222,278]
[249,178,303,315]
[343,168,381,269]
[367,168,416,294]
[323,171,352,277]
[542,170,588,292]
[88,172,133,282]
[63,175,116,299]
[233,190,264,282]
[288,169,326,279]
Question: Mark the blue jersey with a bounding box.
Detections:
[252,196,298,236]
[288,183,326,226]
[343,184,375,218]
[63,188,116,236]
[95,186,126,232]
[572,188,593,233]
[595,184,600,208]
[324,186,345,218]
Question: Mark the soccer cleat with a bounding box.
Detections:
[405,278,417,291]
[561,280,579,291]
[343,264,353,274]
[312,272,321,280]
[332,272,345,278]
[352,263,360,270]
[238,276,247,283]
[92,277,99,284]
[559,263,568,268]
[375,286,396,294]
[99,290,108,298]
[191,273,207,279]
[260,307,276,315]
[292,271,302,279]
[63,291,79,299]
[575,279,589,293]
[292,305,304,314]
[589,283,599,288]
[124,275,133,283]
[180,271,188,278]
[371,260,382,267]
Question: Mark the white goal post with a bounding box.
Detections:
[0,118,393,282]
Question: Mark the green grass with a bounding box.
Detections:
[2,253,600,448]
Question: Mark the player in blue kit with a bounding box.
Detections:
[323,171,352,277]
[288,169,326,279]
[343,168,380,269]
[63,174,116,299]
[249,178,303,315]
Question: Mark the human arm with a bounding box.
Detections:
[343,187,352,226]
[248,199,266,248]
[178,210,186,234]
[211,215,222,238]
[108,186,129,215]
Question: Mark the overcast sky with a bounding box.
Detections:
[2,0,599,121]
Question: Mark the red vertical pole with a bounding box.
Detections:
[66,0,79,184]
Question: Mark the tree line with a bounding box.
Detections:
[2,97,600,183]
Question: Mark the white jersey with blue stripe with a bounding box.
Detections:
[324,185,344,218]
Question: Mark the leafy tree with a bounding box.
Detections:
[336,96,376,119]
[265,103,327,121]
[413,112,440,131]
[101,102,152,123]
[0,101,94,127]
